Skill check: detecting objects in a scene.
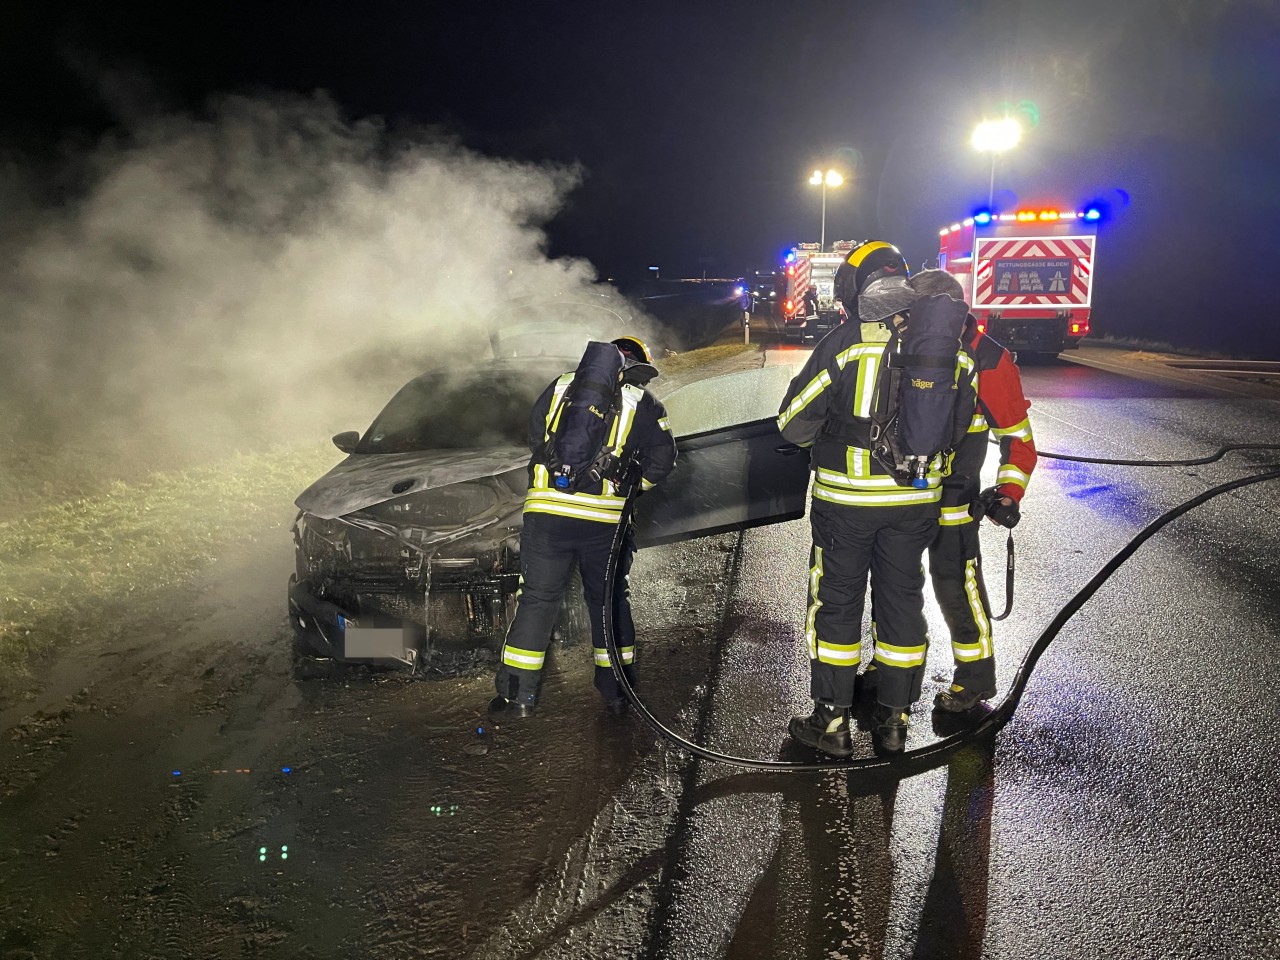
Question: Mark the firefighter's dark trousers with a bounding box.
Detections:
[495,512,637,706]
[807,498,938,710]
[928,512,996,691]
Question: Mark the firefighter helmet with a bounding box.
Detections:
[834,240,910,316]
[612,336,658,385]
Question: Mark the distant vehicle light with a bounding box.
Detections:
[734,286,745,296]
[1083,208,1102,221]
[1071,323,1081,333]
[787,266,795,276]
[974,211,992,225]
[785,300,793,311]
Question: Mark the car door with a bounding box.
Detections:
[633,364,812,548]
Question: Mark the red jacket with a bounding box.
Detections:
[966,325,1037,503]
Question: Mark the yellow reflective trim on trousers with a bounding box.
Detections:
[593,646,635,666]
[817,640,860,666]
[992,417,1033,441]
[873,640,927,666]
[778,369,833,430]
[962,558,992,658]
[805,547,823,660]
[940,505,973,526]
[814,484,941,507]
[502,646,546,670]
[997,464,1029,489]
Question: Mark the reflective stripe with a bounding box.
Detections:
[940,505,973,526]
[524,498,624,523]
[874,640,927,667]
[502,646,546,670]
[834,343,887,370]
[997,464,1030,490]
[816,640,860,666]
[961,558,993,659]
[992,417,1033,442]
[853,348,880,417]
[817,467,942,490]
[593,646,635,667]
[657,416,671,432]
[844,240,893,267]
[814,485,941,507]
[968,413,989,433]
[777,369,832,430]
[528,486,627,507]
[640,478,656,491]
[805,547,823,660]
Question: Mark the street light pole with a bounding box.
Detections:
[971,118,1022,208]
[808,169,844,250]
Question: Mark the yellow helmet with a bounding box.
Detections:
[611,336,658,384]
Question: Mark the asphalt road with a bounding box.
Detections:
[1,339,1278,959]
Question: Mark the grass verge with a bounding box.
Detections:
[0,444,338,676]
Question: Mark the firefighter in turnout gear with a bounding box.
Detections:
[908,270,1037,713]
[490,336,677,719]
[778,242,977,754]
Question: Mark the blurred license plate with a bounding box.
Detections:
[343,625,410,661]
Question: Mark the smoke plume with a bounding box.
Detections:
[0,92,615,477]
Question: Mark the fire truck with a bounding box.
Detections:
[938,207,1099,355]
[778,240,856,342]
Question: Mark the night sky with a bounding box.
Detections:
[5,0,1280,356]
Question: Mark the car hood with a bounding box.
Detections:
[295,446,529,520]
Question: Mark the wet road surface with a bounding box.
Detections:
[2,339,1279,958]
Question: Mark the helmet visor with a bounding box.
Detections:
[857,276,917,323]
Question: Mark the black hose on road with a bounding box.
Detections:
[600,444,1280,774]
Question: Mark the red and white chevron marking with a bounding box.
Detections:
[792,256,811,299]
[974,236,1094,306]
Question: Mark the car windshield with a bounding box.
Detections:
[359,369,550,454]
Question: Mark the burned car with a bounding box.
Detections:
[289,355,575,668]
[289,302,812,671]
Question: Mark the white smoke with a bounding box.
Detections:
[0,92,614,465]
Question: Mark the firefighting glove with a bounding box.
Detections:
[970,486,1021,528]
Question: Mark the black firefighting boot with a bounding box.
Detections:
[788,703,854,758]
[487,695,536,719]
[932,682,997,714]
[871,703,909,753]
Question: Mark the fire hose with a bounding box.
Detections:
[599,443,1280,774]
[981,442,1280,623]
